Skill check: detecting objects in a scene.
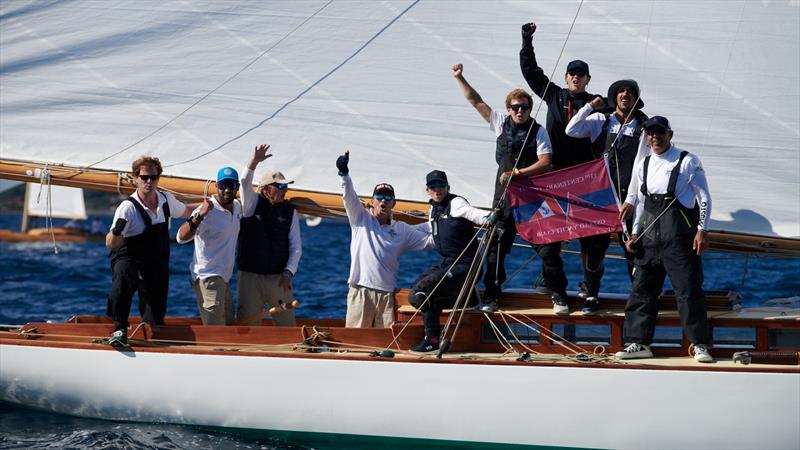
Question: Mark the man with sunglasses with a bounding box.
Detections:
[177,167,242,325]
[408,170,494,353]
[105,156,191,347]
[520,22,616,315]
[452,64,558,313]
[617,116,713,363]
[566,80,651,308]
[336,151,433,328]
[237,144,302,326]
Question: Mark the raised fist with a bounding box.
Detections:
[336,151,350,175]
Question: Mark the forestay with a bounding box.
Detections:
[1,1,797,237]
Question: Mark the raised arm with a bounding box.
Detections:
[337,151,368,226]
[452,63,492,123]
[519,22,558,101]
[241,144,272,218]
[565,97,607,142]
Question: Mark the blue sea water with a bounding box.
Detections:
[1,212,798,449]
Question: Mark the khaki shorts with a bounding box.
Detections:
[191,275,234,325]
[237,270,296,326]
[345,284,395,328]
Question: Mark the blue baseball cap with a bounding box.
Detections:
[644,116,671,132]
[216,166,239,183]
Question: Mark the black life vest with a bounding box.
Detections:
[591,110,648,201]
[494,116,541,210]
[430,193,478,263]
[548,90,595,169]
[111,192,171,265]
[638,150,700,247]
[237,196,295,275]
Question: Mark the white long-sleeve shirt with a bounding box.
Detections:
[178,196,242,282]
[240,167,302,275]
[631,144,712,234]
[565,103,650,205]
[341,175,433,292]
[420,196,488,232]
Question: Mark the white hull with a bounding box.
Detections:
[1,344,798,449]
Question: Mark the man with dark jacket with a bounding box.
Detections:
[519,22,610,314]
[237,144,302,326]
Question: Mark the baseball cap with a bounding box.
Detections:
[373,182,395,197]
[257,171,294,190]
[566,60,590,75]
[643,116,671,132]
[216,167,239,183]
[425,170,448,186]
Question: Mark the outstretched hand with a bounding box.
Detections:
[521,22,536,38]
[248,144,272,170]
[336,151,350,175]
[451,63,463,78]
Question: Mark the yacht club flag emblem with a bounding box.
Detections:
[507,159,623,244]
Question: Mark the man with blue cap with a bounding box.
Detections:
[177,166,243,325]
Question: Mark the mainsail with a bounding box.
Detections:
[1,1,798,239]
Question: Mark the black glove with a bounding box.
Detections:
[521,22,536,39]
[336,151,350,176]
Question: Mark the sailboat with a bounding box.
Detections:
[0,183,95,242]
[1,1,798,449]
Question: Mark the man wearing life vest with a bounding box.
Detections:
[177,167,242,325]
[105,156,191,347]
[336,151,433,328]
[237,144,302,326]
[565,79,651,311]
[408,170,495,353]
[452,64,560,314]
[616,116,713,363]
[519,21,611,315]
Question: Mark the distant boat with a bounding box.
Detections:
[0,183,100,242]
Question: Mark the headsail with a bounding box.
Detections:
[1,1,798,238]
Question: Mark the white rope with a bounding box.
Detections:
[35,165,59,254]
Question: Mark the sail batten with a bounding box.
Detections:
[1,1,797,237]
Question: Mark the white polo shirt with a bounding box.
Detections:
[110,190,187,237]
[179,196,242,282]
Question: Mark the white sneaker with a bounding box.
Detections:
[693,344,714,363]
[615,343,653,359]
[551,293,569,315]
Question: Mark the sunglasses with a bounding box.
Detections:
[218,180,240,191]
[271,183,289,190]
[138,174,159,182]
[646,128,668,136]
[427,182,447,189]
[374,194,394,201]
[509,103,531,112]
[567,70,587,77]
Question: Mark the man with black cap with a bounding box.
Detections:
[336,151,433,328]
[105,156,192,347]
[177,166,242,325]
[408,170,494,353]
[237,144,302,326]
[617,116,713,363]
[451,63,560,314]
[565,79,650,310]
[520,21,615,315]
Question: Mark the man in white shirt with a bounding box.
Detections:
[105,156,190,347]
[237,144,302,326]
[451,63,563,314]
[616,116,713,363]
[408,170,495,353]
[177,166,242,325]
[565,79,650,308]
[336,151,433,328]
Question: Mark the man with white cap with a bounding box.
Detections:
[335,151,433,328]
[177,166,242,325]
[237,144,302,326]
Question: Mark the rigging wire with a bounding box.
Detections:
[84,0,335,170]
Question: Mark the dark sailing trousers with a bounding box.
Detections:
[108,256,169,331]
[624,243,710,346]
[483,215,567,299]
[577,233,612,297]
[410,261,477,339]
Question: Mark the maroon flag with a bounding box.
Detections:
[506,159,623,244]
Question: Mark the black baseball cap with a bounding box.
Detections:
[373,183,395,197]
[566,60,589,75]
[643,116,671,132]
[425,170,448,186]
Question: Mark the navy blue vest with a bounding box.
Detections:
[237,196,295,275]
[494,116,541,209]
[111,193,171,265]
[430,194,477,264]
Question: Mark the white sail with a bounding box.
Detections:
[1,1,798,237]
[24,183,87,220]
